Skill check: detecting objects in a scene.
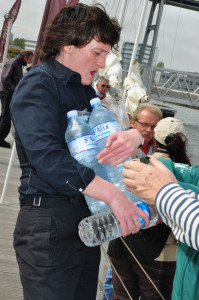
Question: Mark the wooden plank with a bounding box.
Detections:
[0,137,22,300]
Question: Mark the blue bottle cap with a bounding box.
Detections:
[67,110,78,118]
[90,97,101,107]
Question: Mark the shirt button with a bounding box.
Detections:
[79,188,83,192]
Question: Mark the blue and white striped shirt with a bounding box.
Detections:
[155,182,199,251]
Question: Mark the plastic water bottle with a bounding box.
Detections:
[78,201,158,247]
[89,97,138,197]
[77,98,158,246]
[65,110,108,214]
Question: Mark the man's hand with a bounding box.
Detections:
[97,129,143,165]
[123,157,177,204]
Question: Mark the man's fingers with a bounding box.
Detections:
[124,160,147,172]
[105,132,118,148]
[123,177,135,188]
[98,149,128,164]
[123,169,136,180]
[109,154,131,165]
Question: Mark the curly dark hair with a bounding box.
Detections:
[156,133,191,166]
[20,50,34,58]
[39,3,121,59]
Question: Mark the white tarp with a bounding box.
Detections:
[124,61,148,115]
[98,50,123,87]
[95,52,148,128]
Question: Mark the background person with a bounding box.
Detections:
[95,75,111,109]
[95,75,110,100]
[0,49,33,148]
[129,103,162,158]
[10,4,148,300]
[123,158,199,300]
[108,117,183,300]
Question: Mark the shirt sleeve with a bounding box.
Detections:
[10,69,95,197]
[155,182,199,251]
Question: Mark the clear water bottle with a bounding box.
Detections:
[89,97,138,197]
[65,110,108,214]
[77,98,158,246]
[78,201,158,247]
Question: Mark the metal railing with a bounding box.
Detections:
[140,66,199,108]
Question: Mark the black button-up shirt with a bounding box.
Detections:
[10,57,96,200]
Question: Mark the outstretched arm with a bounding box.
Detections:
[123,157,199,250]
[123,157,177,202]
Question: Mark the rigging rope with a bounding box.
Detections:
[101,238,166,300]
[114,0,120,18]
[169,0,183,67]
[161,0,167,64]
[120,237,166,300]
[101,245,133,300]
[121,0,143,42]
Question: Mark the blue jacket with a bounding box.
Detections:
[10,57,96,201]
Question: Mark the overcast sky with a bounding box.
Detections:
[0,0,199,73]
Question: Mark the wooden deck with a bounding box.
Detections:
[0,137,108,300]
[0,138,22,300]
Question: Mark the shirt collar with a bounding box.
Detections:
[42,57,82,85]
[96,89,103,98]
[140,140,154,155]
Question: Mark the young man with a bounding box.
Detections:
[10,4,148,300]
[0,50,33,148]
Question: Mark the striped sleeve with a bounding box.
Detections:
[155,183,199,251]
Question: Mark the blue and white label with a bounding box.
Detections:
[67,135,97,157]
[136,201,151,228]
[92,120,121,142]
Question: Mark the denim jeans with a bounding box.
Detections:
[103,264,113,300]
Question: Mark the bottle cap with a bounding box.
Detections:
[90,97,101,107]
[67,110,78,118]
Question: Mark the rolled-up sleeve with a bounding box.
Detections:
[10,70,95,197]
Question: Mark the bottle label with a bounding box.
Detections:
[67,135,98,157]
[92,120,121,142]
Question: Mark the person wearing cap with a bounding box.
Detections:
[108,118,189,300]
[123,117,199,300]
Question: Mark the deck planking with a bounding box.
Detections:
[0,137,22,300]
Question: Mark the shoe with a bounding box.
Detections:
[0,140,11,148]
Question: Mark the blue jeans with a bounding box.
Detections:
[102,264,113,300]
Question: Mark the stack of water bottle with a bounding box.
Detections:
[65,97,157,247]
